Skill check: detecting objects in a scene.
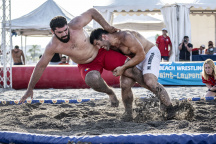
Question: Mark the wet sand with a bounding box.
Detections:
[0,96,215,136]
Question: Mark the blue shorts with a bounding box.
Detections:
[161,56,169,61]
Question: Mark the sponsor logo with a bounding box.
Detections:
[27,100,32,104]
[52,100,57,104]
[148,53,154,64]
[39,100,44,104]
[65,100,69,104]
[187,98,192,101]
[14,100,19,104]
[147,53,155,70]
[85,68,90,72]
[77,99,82,102]
[2,101,6,105]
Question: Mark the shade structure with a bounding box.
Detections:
[9,0,92,36]
[93,0,216,62]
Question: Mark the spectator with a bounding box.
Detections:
[208,41,214,47]
[156,28,172,62]
[202,59,216,97]
[199,45,206,55]
[192,45,205,55]
[59,56,69,65]
[49,53,62,65]
[178,36,193,61]
[205,44,215,55]
[12,45,25,65]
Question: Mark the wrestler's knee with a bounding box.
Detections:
[120,78,129,90]
[144,78,157,90]
[122,68,133,78]
[85,70,101,86]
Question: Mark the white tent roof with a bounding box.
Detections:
[93,0,216,62]
[113,14,164,31]
[113,14,163,25]
[93,0,164,12]
[10,0,92,36]
[93,0,216,12]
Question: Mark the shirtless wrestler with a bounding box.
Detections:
[12,45,25,65]
[90,28,172,118]
[19,8,129,107]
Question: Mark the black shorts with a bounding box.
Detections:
[14,62,23,65]
[161,56,169,61]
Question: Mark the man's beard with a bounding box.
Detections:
[55,31,70,43]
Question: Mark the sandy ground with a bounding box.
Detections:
[0,86,215,136]
[0,86,208,101]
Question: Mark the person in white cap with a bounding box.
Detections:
[199,44,205,55]
[156,28,172,62]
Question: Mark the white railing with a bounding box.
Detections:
[0,0,12,88]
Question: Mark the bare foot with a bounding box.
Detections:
[121,111,133,122]
[109,94,119,107]
[111,99,119,107]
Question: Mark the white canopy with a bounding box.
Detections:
[10,0,92,36]
[113,14,164,31]
[93,0,216,61]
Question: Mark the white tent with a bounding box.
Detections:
[10,0,92,36]
[113,14,164,31]
[93,0,216,62]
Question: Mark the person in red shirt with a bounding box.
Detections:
[156,28,172,62]
[202,59,216,97]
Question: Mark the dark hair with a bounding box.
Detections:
[184,36,189,39]
[50,16,67,31]
[61,56,66,59]
[15,45,19,49]
[90,28,109,44]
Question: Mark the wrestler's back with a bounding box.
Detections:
[127,30,155,54]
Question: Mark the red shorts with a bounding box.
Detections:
[78,49,127,80]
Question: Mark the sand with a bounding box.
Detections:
[0,86,215,136]
[0,86,208,101]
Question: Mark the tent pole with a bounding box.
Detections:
[21,35,23,50]
[215,14,216,45]
[25,36,27,59]
[176,5,180,62]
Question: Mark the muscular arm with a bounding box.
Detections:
[20,43,56,103]
[68,8,115,32]
[27,44,54,90]
[21,50,25,65]
[121,33,145,70]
